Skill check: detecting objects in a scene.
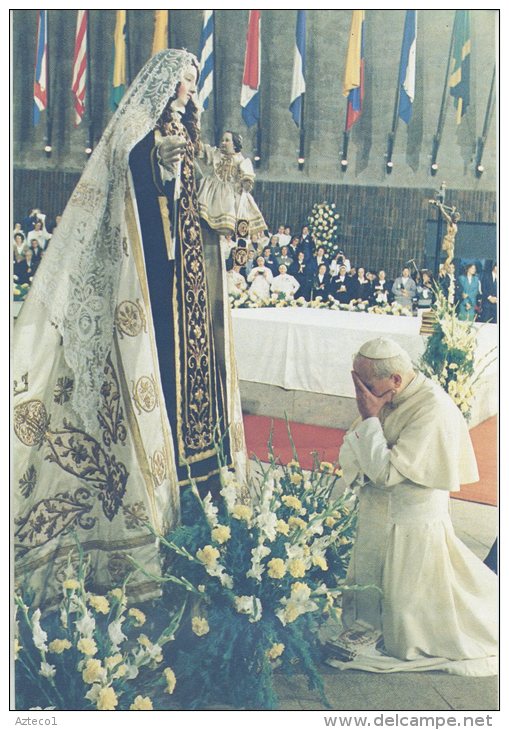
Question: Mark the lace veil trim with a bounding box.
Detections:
[29,49,198,432]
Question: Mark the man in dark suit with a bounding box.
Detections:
[481,263,497,323]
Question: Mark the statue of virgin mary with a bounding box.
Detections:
[13,49,247,609]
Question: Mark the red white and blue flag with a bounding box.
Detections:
[71,10,88,126]
[33,10,48,126]
[343,10,365,132]
[240,10,261,127]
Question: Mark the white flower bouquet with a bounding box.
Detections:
[135,447,357,710]
[14,542,184,710]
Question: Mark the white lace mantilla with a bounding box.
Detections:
[29,49,198,432]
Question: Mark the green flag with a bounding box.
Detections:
[449,10,471,124]
[111,10,127,110]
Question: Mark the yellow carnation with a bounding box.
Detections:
[325,516,336,528]
[196,545,220,567]
[137,634,152,648]
[284,605,300,623]
[288,558,306,578]
[232,504,252,521]
[77,637,98,656]
[211,524,231,544]
[312,555,328,571]
[282,495,302,511]
[290,472,303,485]
[89,595,110,614]
[128,608,146,626]
[267,643,285,660]
[96,686,118,711]
[319,461,334,473]
[82,658,104,684]
[267,558,286,579]
[104,654,123,670]
[130,695,153,710]
[288,516,306,531]
[48,638,72,654]
[108,588,126,606]
[191,617,210,637]
[287,459,301,469]
[63,579,80,591]
[163,667,177,694]
[276,519,290,535]
[113,664,128,679]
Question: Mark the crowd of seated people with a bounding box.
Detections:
[225,224,497,323]
[13,209,497,324]
[12,207,62,289]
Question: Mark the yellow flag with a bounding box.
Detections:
[343,10,365,96]
[111,10,127,109]
[152,10,169,55]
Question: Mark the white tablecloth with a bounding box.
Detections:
[231,308,497,399]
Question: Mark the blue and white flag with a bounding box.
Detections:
[241,10,261,127]
[33,10,48,126]
[398,10,417,124]
[197,10,214,110]
[289,10,306,126]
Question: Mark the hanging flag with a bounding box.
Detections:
[151,10,168,55]
[342,10,365,132]
[197,10,214,110]
[449,9,471,123]
[241,10,261,127]
[111,10,127,110]
[398,10,417,124]
[289,10,306,126]
[33,10,48,126]
[71,10,88,126]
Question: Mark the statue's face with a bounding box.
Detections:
[220,131,235,154]
[177,65,197,106]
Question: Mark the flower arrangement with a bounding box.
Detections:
[135,447,357,710]
[307,201,341,258]
[14,542,184,711]
[229,291,415,317]
[419,288,495,419]
[13,280,30,301]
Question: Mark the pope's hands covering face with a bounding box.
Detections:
[351,370,395,420]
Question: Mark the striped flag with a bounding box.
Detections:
[398,10,417,124]
[33,10,48,126]
[241,10,261,127]
[343,10,365,132]
[151,10,168,55]
[71,10,88,126]
[289,10,306,126]
[449,10,471,123]
[197,10,214,110]
[111,10,127,110]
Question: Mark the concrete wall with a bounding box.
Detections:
[12,9,497,190]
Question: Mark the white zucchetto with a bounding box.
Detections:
[358,337,407,360]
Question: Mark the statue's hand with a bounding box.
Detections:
[158,135,187,170]
[241,177,254,193]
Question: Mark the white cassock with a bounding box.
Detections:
[330,371,497,676]
[247,266,272,299]
[226,269,247,295]
[270,273,300,297]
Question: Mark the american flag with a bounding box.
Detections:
[71,10,88,126]
[33,10,48,126]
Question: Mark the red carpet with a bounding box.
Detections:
[243,414,497,507]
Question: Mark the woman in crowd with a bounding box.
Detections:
[458,263,481,320]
